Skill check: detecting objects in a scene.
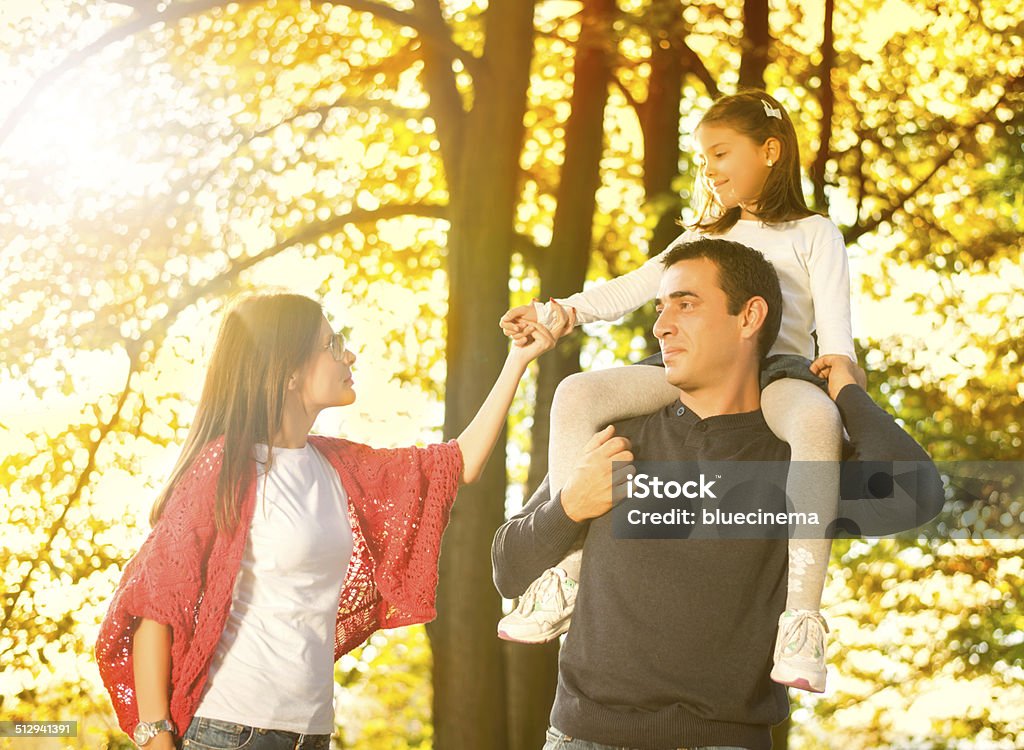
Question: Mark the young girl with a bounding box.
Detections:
[95,292,568,749]
[498,90,855,694]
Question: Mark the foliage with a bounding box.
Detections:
[0,0,1021,747]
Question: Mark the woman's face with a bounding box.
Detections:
[295,316,357,410]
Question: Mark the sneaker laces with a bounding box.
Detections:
[511,568,573,617]
[775,610,830,662]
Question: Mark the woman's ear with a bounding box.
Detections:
[287,370,301,391]
[764,137,781,165]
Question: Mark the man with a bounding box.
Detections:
[492,238,943,750]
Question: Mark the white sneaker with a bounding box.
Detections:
[497,567,578,644]
[770,609,830,693]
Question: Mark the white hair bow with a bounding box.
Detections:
[762,100,782,119]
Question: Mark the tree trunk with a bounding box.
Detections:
[642,4,685,261]
[811,0,836,211]
[635,0,687,353]
[513,3,616,747]
[428,2,536,748]
[738,0,771,89]
[527,0,616,495]
[504,640,561,750]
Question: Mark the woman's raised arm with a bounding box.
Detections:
[456,304,570,483]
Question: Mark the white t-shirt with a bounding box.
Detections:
[194,442,354,733]
[540,215,856,361]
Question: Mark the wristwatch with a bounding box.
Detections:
[133,719,176,746]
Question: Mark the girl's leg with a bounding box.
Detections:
[547,365,679,577]
[549,365,680,492]
[497,365,678,643]
[760,377,843,692]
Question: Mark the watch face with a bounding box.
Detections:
[133,723,159,745]
[133,720,173,745]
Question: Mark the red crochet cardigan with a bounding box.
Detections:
[95,434,463,737]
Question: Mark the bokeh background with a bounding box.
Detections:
[1,1,1022,748]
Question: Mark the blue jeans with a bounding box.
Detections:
[540,725,749,750]
[542,725,750,750]
[180,716,331,750]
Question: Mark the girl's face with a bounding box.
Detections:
[694,124,777,219]
[294,316,357,411]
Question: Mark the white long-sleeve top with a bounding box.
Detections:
[539,215,855,361]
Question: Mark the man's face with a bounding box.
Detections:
[653,258,748,391]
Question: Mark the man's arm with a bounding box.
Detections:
[492,426,634,598]
[836,384,936,464]
[491,475,587,599]
[815,355,945,536]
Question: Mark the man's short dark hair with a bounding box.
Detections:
[660,238,783,359]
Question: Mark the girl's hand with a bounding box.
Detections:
[810,354,866,400]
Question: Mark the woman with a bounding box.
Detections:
[95,292,567,750]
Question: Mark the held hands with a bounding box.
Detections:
[810,354,867,401]
[499,303,537,344]
[559,426,635,522]
[500,299,577,346]
[506,300,573,365]
[455,302,575,484]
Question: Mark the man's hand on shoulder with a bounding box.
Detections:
[810,354,867,401]
[560,426,634,523]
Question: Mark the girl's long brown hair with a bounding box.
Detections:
[689,89,819,235]
[150,293,324,534]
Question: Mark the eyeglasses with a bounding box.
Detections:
[325,331,348,361]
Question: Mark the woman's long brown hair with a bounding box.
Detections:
[689,89,819,235]
[149,293,324,534]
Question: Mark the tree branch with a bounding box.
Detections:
[843,151,954,247]
[513,232,547,267]
[0,354,139,642]
[680,39,719,98]
[843,74,1024,246]
[94,203,450,350]
[1,0,244,148]
[0,0,480,149]
[141,79,425,229]
[411,0,469,196]
[610,71,642,117]
[316,0,483,77]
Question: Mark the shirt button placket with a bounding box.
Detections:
[684,420,708,448]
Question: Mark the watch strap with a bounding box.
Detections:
[134,719,176,746]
